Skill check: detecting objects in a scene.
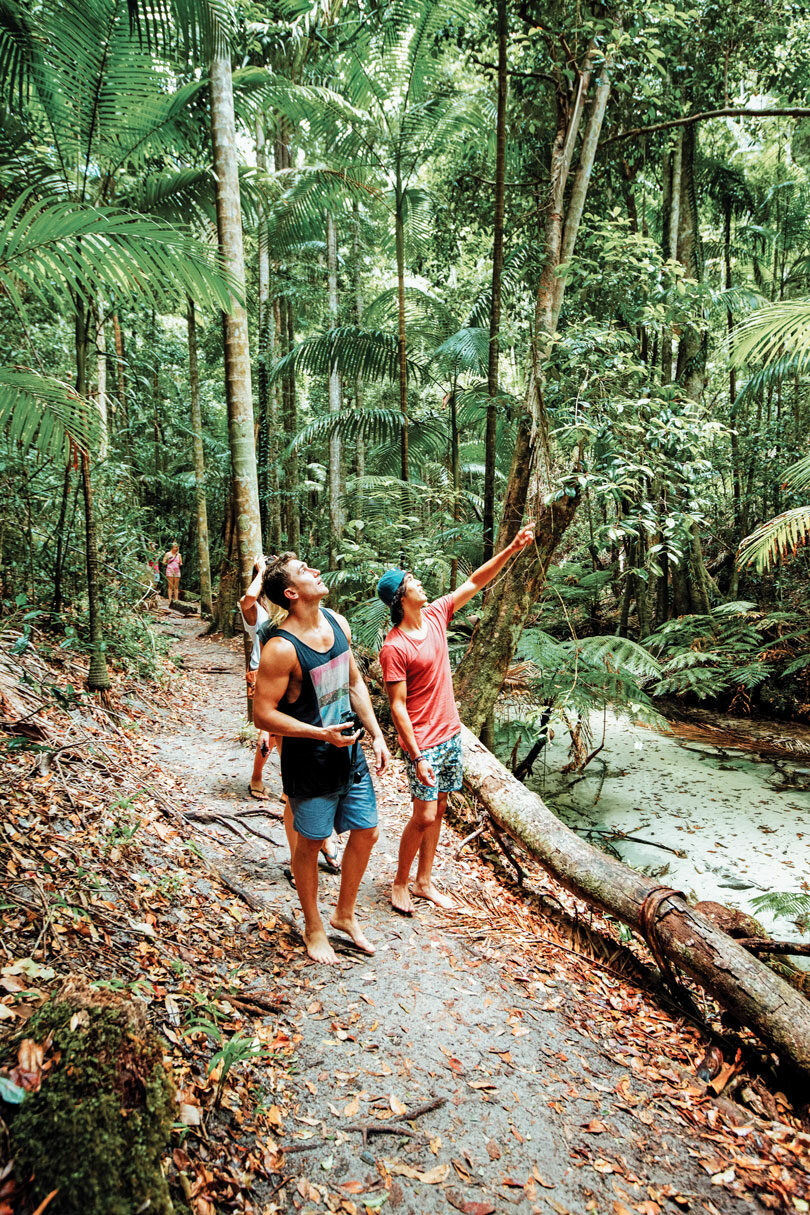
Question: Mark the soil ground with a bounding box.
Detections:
[149,612,774,1215]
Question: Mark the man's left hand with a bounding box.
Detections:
[373,735,391,775]
[510,523,535,552]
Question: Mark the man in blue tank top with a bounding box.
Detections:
[253,553,391,965]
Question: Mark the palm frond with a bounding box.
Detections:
[0,367,99,457]
[430,327,489,376]
[732,300,810,372]
[270,326,427,386]
[0,193,237,315]
[736,506,810,571]
[290,406,444,453]
[347,595,390,651]
[781,452,810,494]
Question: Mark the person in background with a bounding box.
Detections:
[162,542,182,607]
[377,523,535,915]
[239,556,273,800]
[253,553,390,964]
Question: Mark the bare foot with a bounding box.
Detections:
[303,928,339,964]
[391,882,415,916]
[411,882,454,910]
[329,914,375,955]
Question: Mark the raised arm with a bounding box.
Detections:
[451,524,535,612]
[238,554,266,628]
[253,636,362,749]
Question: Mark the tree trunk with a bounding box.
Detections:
[327,210,343,564]
[449,382,460,592]
[282,294,300,548]
[216,487,239,638]
[256,117,281,551]
[483,0,508,562]
[95,305,108,460]
[675,123,705,401]
[187,299,213,618]
[112,312,128,443]
[395,181,409,483]
[76,308,110,692]
[352,200,365,508]
[52,459,72,614]
[725,199,742,531]
[455,52,612,731]
[661,132,682,386]
[210,37,263,592]
[460,724,810,1084]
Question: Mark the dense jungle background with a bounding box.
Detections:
[5,0,810,1210]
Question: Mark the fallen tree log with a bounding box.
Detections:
[460,724,810,1084]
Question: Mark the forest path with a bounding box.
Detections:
[151,612,754,1215]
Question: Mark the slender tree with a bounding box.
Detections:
[209,27,263,595]
[187,298,213,617]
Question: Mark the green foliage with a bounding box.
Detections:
[647,604,810,702]
[750,890,810,929]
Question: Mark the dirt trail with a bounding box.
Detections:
[152,615,758,1215]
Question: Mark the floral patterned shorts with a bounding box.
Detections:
[405,732,463,800]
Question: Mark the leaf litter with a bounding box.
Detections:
[0,614,807,1213]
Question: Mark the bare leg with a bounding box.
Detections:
[282,797,298,871]
[250,733,270,795]
[412,792,454,909]
[391,798,438,914]
[291,835,337,964]
[330,826,378,954]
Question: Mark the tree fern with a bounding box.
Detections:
[737,506,810,571]
[750,890,810,923]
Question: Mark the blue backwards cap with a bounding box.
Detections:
[376,568,407,607]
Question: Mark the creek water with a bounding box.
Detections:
[512,711,810,947]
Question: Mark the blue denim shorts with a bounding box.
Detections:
[405,732,463,800]
[289,769,378,841]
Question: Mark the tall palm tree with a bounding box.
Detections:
[0,0,235,688]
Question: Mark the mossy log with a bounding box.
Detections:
[8,978,179,1215]
[460,723,810,1084]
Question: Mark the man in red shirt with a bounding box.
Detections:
[378,525,535,914]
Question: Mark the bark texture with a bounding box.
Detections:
[210,42,263,585]
[460,725,810,1083]
[187,299,213,618]
[327,210,343,561]
[483,0,508,562]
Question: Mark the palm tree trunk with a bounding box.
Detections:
[52,458,72,613]
[449,377,460,592]
[395,181,409,482]
[256,116,281,551]
[95,305,108,459]
[327,210,343,564]
[187,298,213,618]
[76,307,110,692]
[483,0,508,562]
[210,35,263,595]
[111,311,129,456]
[282,295,300,548]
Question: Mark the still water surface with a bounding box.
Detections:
[518,712,810,945]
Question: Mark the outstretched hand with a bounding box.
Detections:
[510,523,535,552]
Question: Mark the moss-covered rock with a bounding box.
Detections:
[8,977,177,1215]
